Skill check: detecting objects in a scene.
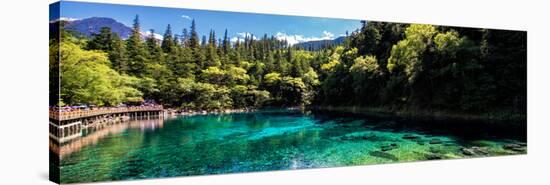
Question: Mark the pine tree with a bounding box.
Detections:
[181,28,189,47]
[173,34,180,46]
[187,19,205,71]
[208,30,217,46]
[161,24,175,53]
[87,27,113,51]
[189,19,199,49]
[275,49,284,73]
[145,29,164,64]
[286,47,293,64]
[87,26,128,73]
[222,29,230,54]
[110,33,128,74]
[125,15,150,76]
[206,30,220,67]
[201,35,207,47]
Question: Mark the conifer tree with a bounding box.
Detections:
[222,29,230,54]
[145,29,164,64]
[87,27,113,51]
[109,33,128,74]
[125,15,150,76]
[189,19,200,49]
[161,24,175,53]
[181,28,189,47]
[201,36,207,47]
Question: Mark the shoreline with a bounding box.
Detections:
[162,105,526,123]
[163,108,257,117]
[306,106,526,123]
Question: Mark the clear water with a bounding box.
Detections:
[57,109,526,183]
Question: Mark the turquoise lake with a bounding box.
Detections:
[57,109,527,183]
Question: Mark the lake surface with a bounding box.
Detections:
[57,109,526,183]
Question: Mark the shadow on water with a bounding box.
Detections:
[309,109,527,142]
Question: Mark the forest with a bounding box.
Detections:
[50,16,526,119]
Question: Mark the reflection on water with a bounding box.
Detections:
[57,109,526,183]
[51,118,164,158]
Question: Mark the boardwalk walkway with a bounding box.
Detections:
[49,105,164,143]
[49,105,163,121]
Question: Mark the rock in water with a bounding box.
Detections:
[362,134,377,140]
[369,151,398,161]
[381,145,393,152]
[429,139,443,144]
[511,147,527,152]
[503,143,526,152]
[425,153,444,160]
[403,134,421,140]
[461,148,476,156]
[503,144,521,149]
[429,147,443,154]
[380,143,399,151]
[472,147,489,155]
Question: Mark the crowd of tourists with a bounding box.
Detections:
[49,100,162,113]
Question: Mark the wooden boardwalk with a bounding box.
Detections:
[49,105,164,143]
[49,105,163,121]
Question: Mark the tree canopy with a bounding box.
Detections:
[51,17,526,118]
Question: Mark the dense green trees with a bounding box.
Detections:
[51,17,526,117]
[52,16,322,110]
[317,21,526,117]
[125,15,150,76]
[58,41,142,106]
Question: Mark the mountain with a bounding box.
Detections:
[294,36,347,51]
[63,17,133,39]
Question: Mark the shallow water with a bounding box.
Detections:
[57,109,526,183]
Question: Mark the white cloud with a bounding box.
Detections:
[230,32,258,43]
[236,32,258,39]
[275,31,335,45]
[142,30,164,40]
[228,31,336,45]
[181,15,192,20]
[322,31,335,39]
[50,17,79,23]
[230,37,241,43]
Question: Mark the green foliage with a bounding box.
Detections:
[280,77,308,105]
[182,82,232,110]
[350,21,381,55]
[264,72,281,85]
[350,55,379,75]
[161,24,176,53]
[226,66,250,85]
[109,35,129,73]
[200,67,226,85]
[58,41,142,106]
[434,30,463,58]
[302,69,320,87]
[230,85,271,108]
[87,27,113,51]
[387,24,437,82]
[126,15,150,76]
[349,55,383,104]
[53,17,525,117]
[87,27,128,73]
[145,30,164,63]
[321,46,344,73]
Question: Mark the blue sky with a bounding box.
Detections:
[53,1,362,45]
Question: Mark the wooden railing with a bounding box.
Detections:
[49,105,163,121]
